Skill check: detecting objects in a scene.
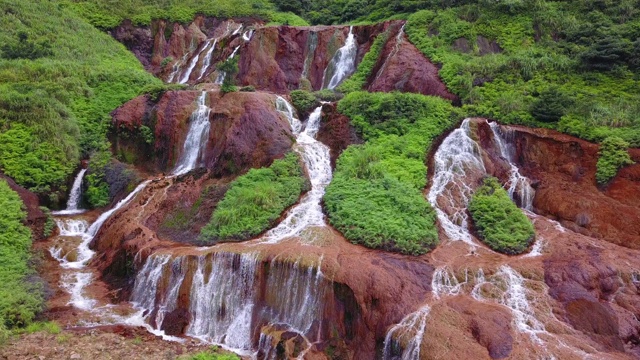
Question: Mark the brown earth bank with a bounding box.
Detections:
[0,326,218,360]
[366,25,458,102]
[315,102,362,167]
[110,89,294,175]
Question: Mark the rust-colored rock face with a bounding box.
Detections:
[316,103,362,167]
[367,25,458,101]
[110,90,294,175]
[504,126,640,249]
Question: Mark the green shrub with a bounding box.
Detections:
[596,136,634,185]
[530,87,571,123]
[325,92,458,255]
[290,90,319,114]
[468,177,535,255]
[0,180,44,329]
[0,31,52,60]
[39,206,55,238]
[217,57,239,94]
[180,349,239,360]
[200,152,307,242]
[239,85,256,92]
[313,89,343,102]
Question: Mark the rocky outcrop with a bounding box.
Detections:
[0,171,47,240]
[316,103,362,167]
[505,126,640,249]
[111,90,294,175]
[366,25,458,101]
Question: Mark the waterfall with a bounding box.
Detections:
[197,39,218,81]
[496,266,547,343]
[130,251,327,353]
[178,40,211,84]
[48,180,149,313]
[173,92,211,175]
[372,24,405,84]
[322,26,357,89]
[53,168,87,215]
[262,105,332,243]
[428,119,537,245]
[431,267,468,299]
[383,306,430,360]
[427,119,486,245]
[275,96,302,134]
[242,29,254,42]
[488,122,535,210]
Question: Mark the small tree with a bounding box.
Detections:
[530,87,571,123]
[217,57,239,94]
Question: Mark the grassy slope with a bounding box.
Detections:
[0,0,161,199]
[0,179,43,331]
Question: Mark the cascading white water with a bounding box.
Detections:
[489,122,535,210]
[178,40,210,84]
[496,265,547,344]
[131,251,327,354]
[323,26,357,89]
[53,168,87,215]
[50,180,150,312]
[383,305,430,360]
[173,92,211,175]
[186,252,258,349]
[197,39,218,81]
[427,119,485,245]
[275,96,302,134]
[262,105,332,243]
[242,29,254,41]
[431,267,468,299]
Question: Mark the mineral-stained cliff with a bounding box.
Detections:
[110,89,294,176]
[110,18,455,98]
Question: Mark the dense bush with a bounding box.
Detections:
[530,87,571,123]
[596,136,634,185]
[468,177,535,255]
[290,90,319,114]
[0,180,44,329]
[0,32,52,60]
[325,92,458,255]
[217,57,239,94]
[200,152,307,241]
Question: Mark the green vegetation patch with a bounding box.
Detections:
[338,29,390,94]
[61,0,307,29]
[0,180,44,329]
[596,136,634,185]
[468,177,535,255]
[0,0,160,200]
[200,152,307,242]
[404,2,640,147]
[325,91,458,255]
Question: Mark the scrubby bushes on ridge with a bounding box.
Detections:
[596,136,634,185]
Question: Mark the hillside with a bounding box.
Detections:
[0,0,639,359]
